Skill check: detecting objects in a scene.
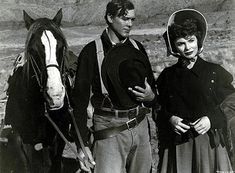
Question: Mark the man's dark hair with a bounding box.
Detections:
[104,0,134,25]
[169,18,202,49]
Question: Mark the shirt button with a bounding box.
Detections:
[211,80,214,83]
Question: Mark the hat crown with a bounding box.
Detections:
[119,58,147,89]
[102,44,150,109]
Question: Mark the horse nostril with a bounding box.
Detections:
[46,84,65,100]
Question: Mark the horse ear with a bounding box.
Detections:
[23,10,34,30]
[53,8,63,26]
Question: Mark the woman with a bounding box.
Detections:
[156,9,234,173]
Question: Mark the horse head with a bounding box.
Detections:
[23,9,67,110]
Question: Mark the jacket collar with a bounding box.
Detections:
[190,56,206,77]
[175,56,205,77]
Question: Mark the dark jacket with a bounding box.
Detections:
[220,92,235,169]
[221,92,235,121]
[156,57,235,147]
[72,29,156,145]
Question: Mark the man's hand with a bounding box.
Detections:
[128,78,155,102]
[78,147,95,172]
[169,116,190,134]
[190,116,211,135]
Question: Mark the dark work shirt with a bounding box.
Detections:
[72,29,156,144]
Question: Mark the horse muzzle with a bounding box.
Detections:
[45,85,65,110]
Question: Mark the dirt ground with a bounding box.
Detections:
[0,11,234,172]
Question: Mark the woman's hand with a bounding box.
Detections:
[128,78,155,102]
[169,116,190,134]
[190,116,211,135]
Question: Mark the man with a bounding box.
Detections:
[71,0,157,172]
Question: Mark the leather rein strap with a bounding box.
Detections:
[44,102,84,162]
[28,53,89,163]
[43,89,89,164]
[65,91,90,163]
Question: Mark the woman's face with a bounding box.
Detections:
[174,35,199,59]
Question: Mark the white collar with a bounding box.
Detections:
[106,28,127,46]
[187,56,198,69]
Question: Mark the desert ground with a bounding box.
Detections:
[0,10,234,172]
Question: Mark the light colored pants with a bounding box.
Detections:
[93,114,152,173]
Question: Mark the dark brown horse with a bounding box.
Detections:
[2,9,76,173]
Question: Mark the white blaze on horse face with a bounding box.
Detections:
[41,30,65,110]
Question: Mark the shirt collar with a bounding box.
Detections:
[105,28,127,46]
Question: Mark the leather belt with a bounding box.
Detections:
[93,112,147,141]
[94,106,150,119]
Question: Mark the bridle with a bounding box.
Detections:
[26,46,66,92]
[25,29,90,165]
[24,21,67,93]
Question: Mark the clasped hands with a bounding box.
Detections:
[169,115,211,135]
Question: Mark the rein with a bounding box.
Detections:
[24,22,90,162]
[65,90,90,162]
[42,82,90,164]
[27,51,89,164]
[43,102,84,162]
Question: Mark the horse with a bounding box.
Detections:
[2,9,78,173]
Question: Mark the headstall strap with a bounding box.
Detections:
[28,55,43,91]
[46,64,60,69]
[61,47,66,73]
[29,54,65,92]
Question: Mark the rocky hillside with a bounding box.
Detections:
[0,0,234,30]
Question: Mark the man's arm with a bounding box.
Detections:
[71,42,95,147]
[71,43,96,172]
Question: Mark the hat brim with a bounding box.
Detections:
[166,9,208,56]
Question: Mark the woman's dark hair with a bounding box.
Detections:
[169,18,202,49]
[104,0,134,25]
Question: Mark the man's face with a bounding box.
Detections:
[174,35,199,59]
[110,9,135,38]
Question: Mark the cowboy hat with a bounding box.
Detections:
[163,9,208,56]
[101,44,151,109]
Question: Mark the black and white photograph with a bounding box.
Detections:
[0,0,234,172]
